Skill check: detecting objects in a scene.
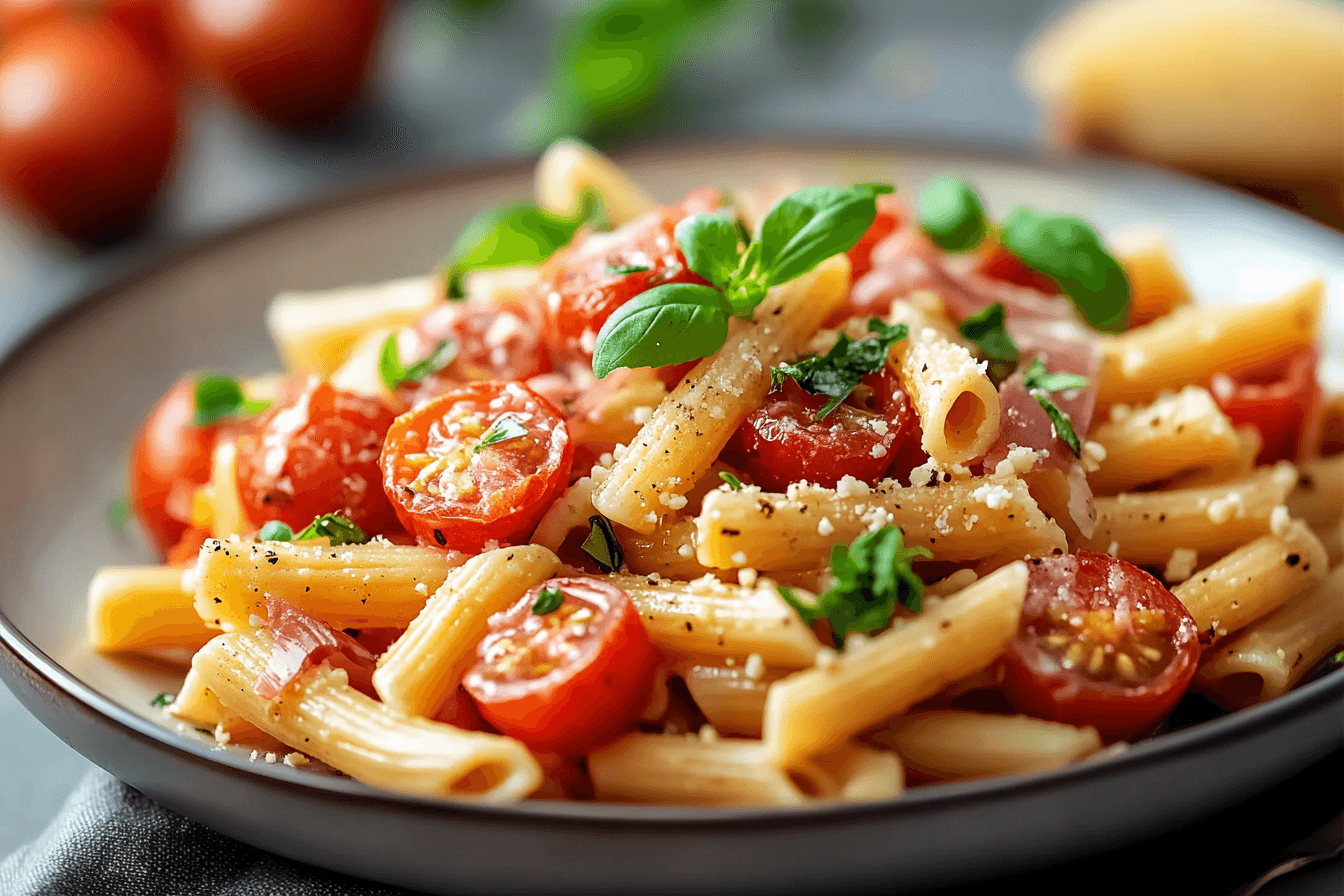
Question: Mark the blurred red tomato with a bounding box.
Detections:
[172,0,387,127]
[0,1,177,72]
[0,14,178,240]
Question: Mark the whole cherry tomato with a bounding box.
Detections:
[1210,346,1319,464]
[464,576,659,756]
[234,379,400,535]
[731,366,926,491]
[380,381,572,551]
[172,0,387,126]
[999,552,1201,741]
[0,14,177,240]
[130,377,219,557]
[538,187,718,362]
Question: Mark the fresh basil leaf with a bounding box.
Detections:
[917,176,989,252]
[999,208,1130,333]
[591,283,730,377]
[755,183,893,287]
[605,263,651,276]
[532,585,565,615]
[777,525,929,650]
[718,471,743,491]
[582,515,624,573]
[1021,358,1089,393]
[378,336,458,392]
[721,240,767,317]
[444,195,605,298]
[194,375,271,427]
[474,415,529,453]
[958,302,1019,385]
[150,692,174,708]
[257,520,294,542]
[295,513,368,546]
[770,319,908,420]
[674,212,742,289]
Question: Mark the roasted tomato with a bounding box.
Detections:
[1210,346,1319,464]
[463,577,658,756]
[1000,552,1201,741]
[972,240,1060,295]
[398,299,552,405]
[538,188,718,362]
[130,377,219,556]
[380,381,572,551]
[234,379,399,535]
[731,366,926,491]
[846,196,901,281]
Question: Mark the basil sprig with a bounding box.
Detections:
[777,525,930,650]
[295,513,368,546]
[770,319,908,420]
[1021,358,1088,457]
[581,515,624,573]
[532,585,564,616]
[718,471,743,491]
[378,336,457,392]
[474,415,529,453]
[916,177,1129,333]
[444,191,606,298]
[194,375,271,427]
[592,183,894,378]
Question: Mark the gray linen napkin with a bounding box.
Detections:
[0,770,411,896]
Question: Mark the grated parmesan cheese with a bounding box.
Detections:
[1269,505,1291,537]
[971,483,1013,510]
[737,568,758,587]
[817,516,835,536]
[730,551,748,565]
[744,653,765,680]
[1164,548,1199,584]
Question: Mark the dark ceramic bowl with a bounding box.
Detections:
[1,142,1340,895]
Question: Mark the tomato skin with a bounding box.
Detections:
[1210,346,1319,464]
[972,240,1060,295]
[464,577,658,756]
[130,377,218,557]
[381,381,572,551]
[0,15,178,241]
[539,189,715,362]
[846,198,901,281]
[1001,552,1201,741]
[235,379,399,534]
[730,367,925,491]
[398,300,553,406]
[172,0,387,127]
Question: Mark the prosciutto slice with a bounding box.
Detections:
[254,597,377,700]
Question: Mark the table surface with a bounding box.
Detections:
[0,1,1339,892]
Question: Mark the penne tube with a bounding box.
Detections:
[809,742,904,801]
[621,517,733,582]
[194,630,542,801]
[1111,230,1193,328]
[1174,520,1328,641]
[1080,463,1298,566]
[1088,387,1242,495]
[266,275,439,376]
[168,666,273,746]
[695,475,1066,571]
[680,662,784,738]
[373,546,561,717]
[609,573,821,669]
[1287,454,1344,533]
[762,562,1029,767]
[533,139,656,226]
[1095,280,1322,408]
[593,255,852,534]
[1168,425,1261,489]
[194,539,462,631]
[88,565,212,653]
[868,710,1102,781]
[1195,563,1344,708]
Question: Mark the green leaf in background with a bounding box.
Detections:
[193,375,271,427]
[755,183,893,286]
[674,212,742,289]
[444,202,595,298]
[107,495,131,537]
[999,208,1130,333]
[917,176,989,252]
[591,283,730,377]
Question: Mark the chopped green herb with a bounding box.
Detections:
[533,585,565,615]
[107,495,131,536]
[776,525,930,650]
[581,515,623,573]
[193,375,271,427]
[295,513,368,546]
[150,692,174,708]
[1022,358,1087,456]
[957,303,1019,385]
[378,336,457,392]
[257,520,294,542]
[917,177,989,252]
[605,263,651,276]
[770,319,909,420]
[718,471,743,491]
[474,415,529,453]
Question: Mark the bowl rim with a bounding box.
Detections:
[1,135,1341,827]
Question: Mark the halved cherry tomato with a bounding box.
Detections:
[380,381,572,551]
[1210,346,1319,464]
[130,377,218,556]
[972,240,1060,295]
[730,366,926,491]
[539,188,718,362]
[463,577,658,756]
[1000,552,1201,740]
[846,196,901,281]
[234,379,399,535]
[398,300,553,406]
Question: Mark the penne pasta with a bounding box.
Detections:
[1111,230,1193,328]
[1287,454,1344,533]
[680,661,783,738]
[88,565,211,653]
[533,139,657,226]
[194,630,542,801]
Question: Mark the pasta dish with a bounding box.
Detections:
[88,140,1343,805]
